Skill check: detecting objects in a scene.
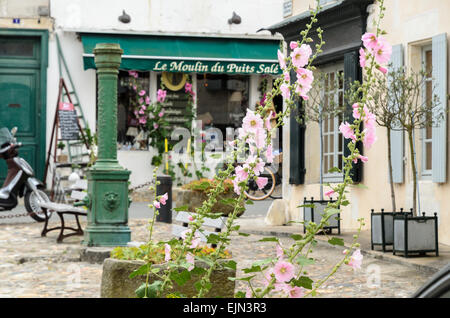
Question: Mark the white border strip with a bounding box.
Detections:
[83,53,277,64]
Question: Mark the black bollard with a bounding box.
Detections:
[156,175,172,223]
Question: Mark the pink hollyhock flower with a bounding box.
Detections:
[295,82,312,100]
[280,83,291,100]
[296,68,314,87]
[265,112,273,130]
[244,156,265,176]
[145,96,150,104]
[339,122,357,142]
[159,192,168,205]
[290,44,312,68]
[181,229,201,248]
[158,110,164,118]
[235,165,248,182]
[139,117,147,124]
[373,39,392,65]
[290,41,298,50]
[359,48,366,68]
[362,32,379,50]
[363,127,377,149]
[132,85,137,91]
[164,244,171,262]
[232,178,242,195]
[377,65,388,74]
[138,109,145,115]
[154,201,161,209]
[347,249,363,270]
[186,252,195,271]
[325,189,335,198]
[254,127,267,149]
[242,109,264,134]
[265,144,275,163]
[353,154,369,164]
[273,260,295,282]
[153,123,159,129]
[283,71,290,82]
[188,215,194,222]
[287,286,305,298]
[157,89,167,103]
[139,90,146,96]
[185,82,193,93]
[128,71,137,78]
[278,50,287,69]
[138,97,144,104]
[256,177,268,189]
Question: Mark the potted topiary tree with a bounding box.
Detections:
[381,66,442,256]
[56,141,68,163]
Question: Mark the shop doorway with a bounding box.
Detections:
[0,33,46,184]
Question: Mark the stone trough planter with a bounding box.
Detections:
[370,208,413,252]
[302,197,340,234]
[101,258,236,298]
[393,213,439,257]
[175,188,244,217]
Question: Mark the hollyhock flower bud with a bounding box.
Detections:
[325,189,335,198]
[290,41,298,50]
[377,65,388,74]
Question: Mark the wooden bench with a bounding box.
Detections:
[39,179,88,243]
[172,211,227,248]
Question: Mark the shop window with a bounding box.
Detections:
[321,66,344,182]
[422,46,433,176]
[117,70,150,149]
[196,74,249,137]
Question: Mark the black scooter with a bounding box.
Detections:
[0,127,50,222]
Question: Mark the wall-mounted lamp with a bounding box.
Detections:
[118,10,131,24]
[228,12,241,25]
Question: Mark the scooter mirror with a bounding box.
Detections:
[11,127,17,136]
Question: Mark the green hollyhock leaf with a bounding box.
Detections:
[174,205,189,212]
[129,263,151,279]
[171,270,192,287]
[328,237,345,246]
[293,276,313,290]
[222,260,237,270]
[291,234,303,241]
[295,255,315,266]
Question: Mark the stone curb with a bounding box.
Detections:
[241,228,440,275]
[80,247,114,264]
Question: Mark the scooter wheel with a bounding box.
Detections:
[25,187,51,223]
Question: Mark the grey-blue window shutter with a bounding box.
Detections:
[390,44,404,183]
[432,33,447,183]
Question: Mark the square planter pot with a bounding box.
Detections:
[393,213,439,257]
[101,258,236,298]
[371,208,413,252]
[303,197,340,234]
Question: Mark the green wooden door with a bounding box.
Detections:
[0,36,43,184]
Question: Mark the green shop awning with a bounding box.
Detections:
[80,33,282,75]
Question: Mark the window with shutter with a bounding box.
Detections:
[422,45,433,177]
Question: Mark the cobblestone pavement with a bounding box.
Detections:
[0,218,433,298]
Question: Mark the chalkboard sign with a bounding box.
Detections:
[58,102,80,140]
[157,74,191,130]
